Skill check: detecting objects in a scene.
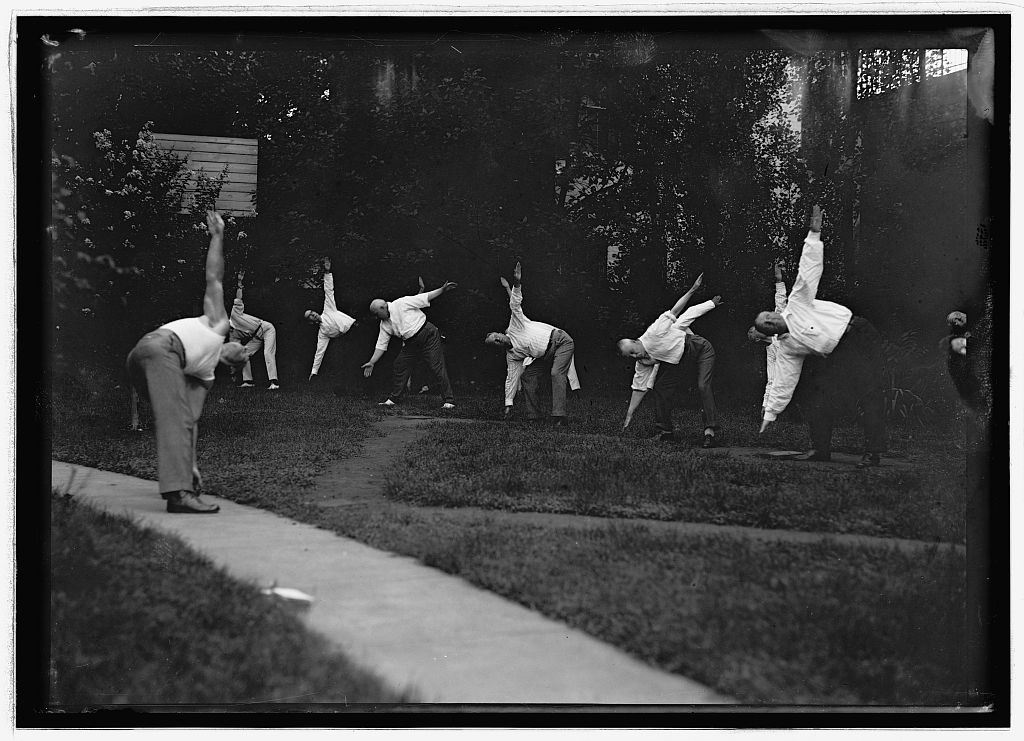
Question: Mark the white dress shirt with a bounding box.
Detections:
[631,300,717,392]
[502,285,580,405]
[374,293,431,352]
[762,280,787,410]
[310,271,356,376]
[762,230,853,421]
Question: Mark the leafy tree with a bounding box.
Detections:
[51,122,228,364]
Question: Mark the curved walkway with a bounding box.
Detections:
[50,459,731,705]
[49,414,957,705]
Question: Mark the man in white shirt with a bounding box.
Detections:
[484,261,580,425]
[229,269,280,390]
[618,274,723,447]
[304,257,357,381]
[126,211,249,514]
[748,260,787,414]
[755,206,886,468]
[362,279,458,409]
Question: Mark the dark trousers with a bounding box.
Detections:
[389,322,455,403]
[801,316,887,455]
[652,333,719,434]
[126,329,209,496]
[520,329,574,419]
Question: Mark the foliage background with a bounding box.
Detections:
[41,23,991,421]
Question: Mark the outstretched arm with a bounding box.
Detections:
[361,348,386,377]
[499,260,521,299]
[622,390,646,431]
[322,258,337,313]
[309,334,330,380]
[789,205,824,305]
[773,264,788,313]
[425,281,458,302]
[362,325,392,377]
[809,204,822,234]
[504,356,526,410]
[230,269,246,321]
[675,294,722,330]
[669,273,703,318]
[759,347,807,432]
[202,211,229,332]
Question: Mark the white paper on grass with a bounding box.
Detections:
[260,587,315,605]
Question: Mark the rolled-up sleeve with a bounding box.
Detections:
[310,332,331,375]
[323,272,337,313]
[673,300,717,330]
[504,355,526,405]
[789,231,824,307]
[762,341,778,410]
[631,361,658,392]
[374,323,393,354]
[405,292,431,310]
[762,345,806,421]
[773,281,788,313]
[508,286,526,332]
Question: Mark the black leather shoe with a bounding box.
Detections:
[552,417,569,427]
[794,449,831,462]
[166,492,220,514]
[651,431,675,442]
[702,434,716,448]
[856,453,881,469]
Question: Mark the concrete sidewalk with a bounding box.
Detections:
[51,460,733,705]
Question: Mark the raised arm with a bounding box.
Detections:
[202,211,229,332]
[425,281,458,302]
[235,269,245,301]
[773,266,788,313]
[669,273,703,318]
[508,261,526,313]
[788,205,824,305]
[675,295,722,330]
[322,258,337,312]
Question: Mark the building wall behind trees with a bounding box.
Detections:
[44,28,986,419]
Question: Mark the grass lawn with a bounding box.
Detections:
[49,491,412,707]
[383,419,964,543]
[49,379,971,705]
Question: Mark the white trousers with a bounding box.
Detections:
[241,321,278,382]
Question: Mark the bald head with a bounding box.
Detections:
[369,299,389,320]
[218,341,249,368]
[617,338,646,360]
